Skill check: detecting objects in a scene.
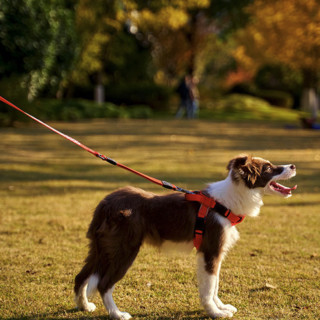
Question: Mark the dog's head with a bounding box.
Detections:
[227,155,297,198]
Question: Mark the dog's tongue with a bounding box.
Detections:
[271,181,297,194]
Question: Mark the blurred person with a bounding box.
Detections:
[189,75,200,119]
[175,75,193,119]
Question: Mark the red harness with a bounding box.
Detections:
[185,192,245,250]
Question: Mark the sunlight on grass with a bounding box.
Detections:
[0,119,319,319]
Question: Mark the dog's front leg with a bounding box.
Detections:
[212,261,237,315]
[197,253,233,318]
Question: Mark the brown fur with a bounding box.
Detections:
[74,186,225,296]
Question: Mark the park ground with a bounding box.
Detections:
[0,119,320,319]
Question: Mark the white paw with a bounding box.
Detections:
[222,304,237,314]
[209,309,233,318]
[110,311,132,320]
[120,312,132,320]
[85,302,96,312]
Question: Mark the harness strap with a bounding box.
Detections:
[193,204,210,250]
[185,192,245,250]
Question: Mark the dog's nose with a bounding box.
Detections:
[290,164,296,170]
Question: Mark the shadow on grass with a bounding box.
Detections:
[4,309,210,320]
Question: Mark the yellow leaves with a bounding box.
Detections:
[162,7,189,30]
[73,0,210,84]
[83,32,110,70]
[130,0,209,31]
[72,32,110,84]
[233,45,259,75]
[234,0,320,73]
[121,0,137,12]
[172,0,210,9]
[134,7,189,31]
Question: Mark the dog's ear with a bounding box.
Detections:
[228,155,261,187]
[228,155,262,187]
[227,155,248,171]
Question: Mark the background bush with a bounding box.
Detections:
[253,89,294,108]
[0,98,153,125]
[201,94,301,121]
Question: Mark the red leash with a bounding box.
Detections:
[0,96,246,250]
[0,96,192,194]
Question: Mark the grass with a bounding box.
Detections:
[0,119,320,320]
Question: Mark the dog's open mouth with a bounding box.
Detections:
[269,181,297,196]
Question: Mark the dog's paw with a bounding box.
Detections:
[76,301,97,312]
[213,298,237,315]
[209,309,233,318]
[222,304,237,314]
[110,311,132,320]
[85,302,97,312]
[120,312,132,320]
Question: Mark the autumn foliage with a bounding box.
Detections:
[234,0,320,83]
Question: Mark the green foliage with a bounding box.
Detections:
[34,99,153,121]
[253,89,293,109]
[127,105,153,119]
[208,0,253,36]
[0,0,313,115]
[254,64,303,107]
[202,94,300,121]
[104,83,172,110]
[72,0,126,84]
[0,98,153,125]
[104,30,154,84]
[0,76,34,126]
[255,64,303,94]
[197,35,238,96]
[0,0,78,99]
[129,0,252,81]
[215,94,271,112]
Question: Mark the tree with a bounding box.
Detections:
[126,0,211,82]
[0,0,78,100]
[72,0,123,84]
[125,0,253,85]
[72,0,145,102]
[234,0,320,88]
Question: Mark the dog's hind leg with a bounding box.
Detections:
[74,264,97,312]
[102,285,132,320]
[97,244,141,320]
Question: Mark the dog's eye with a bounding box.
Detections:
[265,166,272,173]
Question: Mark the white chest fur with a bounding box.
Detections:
[215,214,240,254]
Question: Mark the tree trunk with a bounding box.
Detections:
[301,88,318,119]
[94,71,105,104]
[186,12,199,76]
[301,69,319,118]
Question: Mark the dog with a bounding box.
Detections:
[74,155,297,319]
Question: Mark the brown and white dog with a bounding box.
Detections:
[74,155,297,319]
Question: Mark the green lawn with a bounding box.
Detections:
[0,119,319,320]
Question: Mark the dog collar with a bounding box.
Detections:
[185,192,245,250]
